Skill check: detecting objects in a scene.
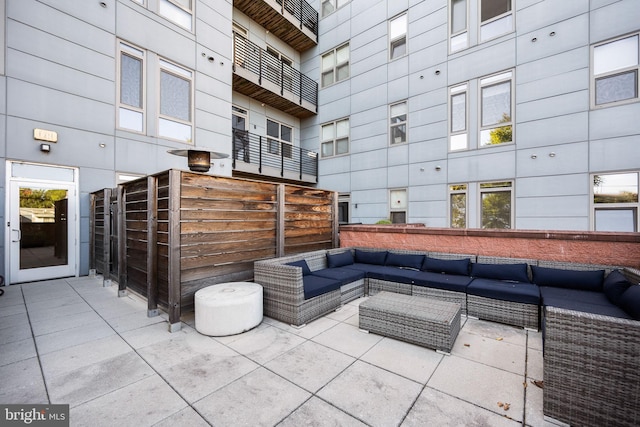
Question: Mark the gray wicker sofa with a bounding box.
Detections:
[254,247,640,427]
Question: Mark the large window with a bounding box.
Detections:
[449,84,468,150]
[480,0,512,42]
[592,33,639,107]
[117,42,145,133]
[159,0,192,30]
[593,172,639,232]
[267,119,293,158]
[159,59,193,142]
[322,0,350,17]
[480,71,513,147]
[390,189,407,223]
[390,101,407,145]
[449,184,468,228]
[389,13,407,60]
[480,181,512,229]
[321,118,349,157]
[321,44,349,88]
[450,0,468,52]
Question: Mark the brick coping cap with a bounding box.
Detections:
[339,224,640,243]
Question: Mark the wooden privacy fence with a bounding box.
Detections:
[90,169,338,330]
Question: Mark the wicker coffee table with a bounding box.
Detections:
[359,291,461,353]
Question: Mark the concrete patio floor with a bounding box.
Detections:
[0,276,552,426]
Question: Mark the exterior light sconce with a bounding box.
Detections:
[99,1,107,8]
[531,154,537,159]
[168,149,229,173]
[549,31,556,37]
[40,143,51,153]
[435,165,442,171]
[549,152,556,157]
[531,37,537,42]
[435,70,441,75]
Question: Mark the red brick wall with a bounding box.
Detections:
[339,224,640,268]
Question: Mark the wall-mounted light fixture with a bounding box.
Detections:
[531,154,537,159]
[435,165,442,171]
[100,1,107,8]
[549,152,556,157]
[40,143,51,153]
[167,149,229,173]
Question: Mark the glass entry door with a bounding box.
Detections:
[7,163,78,284]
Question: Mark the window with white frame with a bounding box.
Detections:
[266,119,293,158]
[117,42,145,133]
[159,59,193,142]
[480,181,513,229]
[390,101,407,145]
[321,44,349,88]
[450,0,468,52]
[480,70,513,147]
[592,33,639,107]
[322,0,350,17]
[321,118,349,157]
[593,172,639,232]
[159,0,193,30]
[389,13,407,60]
[449,184,468,228]
[338,193,351,224]
[480,0,512,42]
[390,189,407,223]
[449,83,468,150]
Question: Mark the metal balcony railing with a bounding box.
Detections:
[233,33,318,110]
[232,129,318,182]
[276,0,318,37]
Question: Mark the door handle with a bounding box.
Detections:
[11,228,21,242]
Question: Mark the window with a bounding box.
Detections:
[321,118,349,157]
[159,59,193,142]
[266,46,294,92]
[267,119,293,158]
[449,84,468,150]
[390,101,407,145]
[159,0,192,30]
[232,106,250,163]
[449,184,468,228]
[480,0,512,42]
[480,181,512,229]
[321,44,349,88]
[592,34,639,107]
[593,172,639,232]
[117,42,145,133]
[322,0,350,17]
[390,189,407,223]
[338,193,350,224]
[480,71,513,146]
[450,0,468,52]
[389,13,407,60]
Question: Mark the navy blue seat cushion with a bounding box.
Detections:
[354,249,388,265]
[366,267,419,285]
[385,252,425,270]
[287,259,311,276]
[467,278,540,304]
[302,275,341,300]
[311,267,365,286]
[326,250,354,268]
[471,263,530,283]
[540,286,631,319]
[422,257,470,276]
[532,265,604,292]
[619,285,640,320]
[603,270,632,306]
[412,271,473,292]
[345,263,393,277]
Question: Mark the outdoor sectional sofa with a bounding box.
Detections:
[253,247,640,427]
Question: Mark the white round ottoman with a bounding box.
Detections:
[195,282,263,336]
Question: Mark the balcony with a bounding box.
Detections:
[234,0,318,52]
[231,129,318,184]
[233,34,318,119]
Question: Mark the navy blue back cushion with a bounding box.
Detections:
[619,285,640,320]
[471,262,530,283]
[532,265,604,291]
[287,260,311,276]
[354,249,388,265]
[327,251,354,268]
[385,252,425,270]
[422,257,470,276]
[603,270,632,306]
